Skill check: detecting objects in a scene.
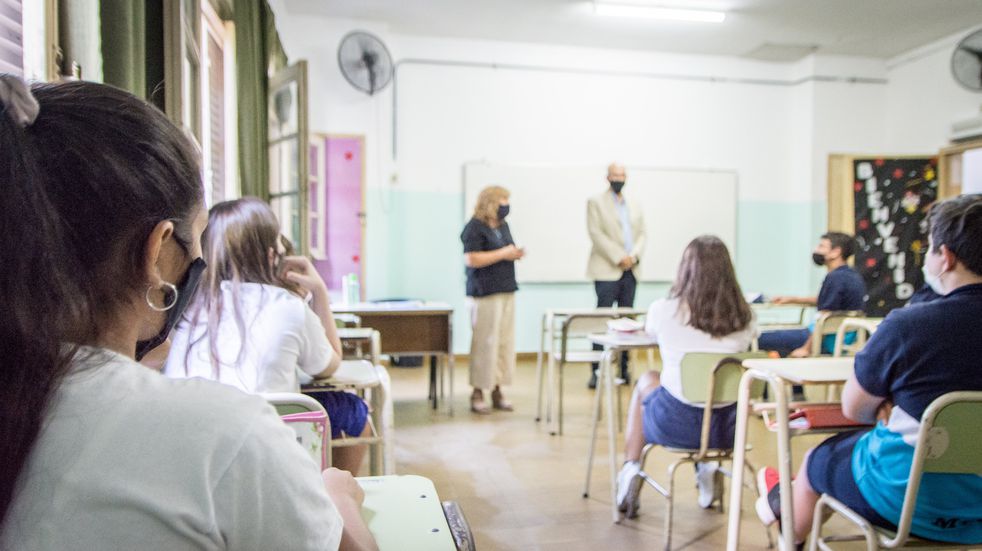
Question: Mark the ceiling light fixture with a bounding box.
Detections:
[593,2,726,23]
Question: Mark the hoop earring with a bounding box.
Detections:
[146,282,179,312]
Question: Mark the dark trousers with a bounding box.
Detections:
[757,328,810,397]
[592,270,637,376]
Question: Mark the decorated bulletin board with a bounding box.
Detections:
[828,155,940,317]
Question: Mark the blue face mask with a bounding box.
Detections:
[497,204,510,221]
[135,256,207,360]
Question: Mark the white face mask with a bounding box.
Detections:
[922,263,945,295]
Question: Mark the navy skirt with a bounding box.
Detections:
[310,391,369,439]
[642,386,738,450]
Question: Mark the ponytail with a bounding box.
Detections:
[0,75,82,526]
[0,75,203,530]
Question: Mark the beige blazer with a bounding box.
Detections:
[586,190,646,281]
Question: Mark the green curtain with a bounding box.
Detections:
[99,0,145,98]
[98,1,165,108]
[234,0,288,200]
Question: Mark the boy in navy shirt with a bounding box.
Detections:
[756,194,982,547]
[759,232,866,358]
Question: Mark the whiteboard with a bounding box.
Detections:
[463,162,738,282]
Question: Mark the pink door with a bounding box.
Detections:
[309,135,364,296]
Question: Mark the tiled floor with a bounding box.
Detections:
[383,357,839,551]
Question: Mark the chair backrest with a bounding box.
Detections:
[559,313,624,357]
[264,392,331,469]
[677,351,768,456]
[679,351,768,404]
[890,391,982,547]
[831,317,882,357]
[811,310,865,356]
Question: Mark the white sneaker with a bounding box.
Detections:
[695,461,720,509]
[616,461,642,516]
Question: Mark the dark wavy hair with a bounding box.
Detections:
[669,235,753,338]
[929,194,982,275]
[0,78,202,528]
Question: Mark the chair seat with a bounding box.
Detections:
[552,351,606,363]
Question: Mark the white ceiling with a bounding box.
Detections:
[282,0,982,60]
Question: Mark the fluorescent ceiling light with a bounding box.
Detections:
[593,2,726,23]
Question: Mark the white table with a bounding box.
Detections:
[535,307,646,429]
[358,475,457,551]
[725,357,855,551]
[582,331,660,523]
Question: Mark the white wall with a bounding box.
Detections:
[269,2,961,351]
[884,25,982,153]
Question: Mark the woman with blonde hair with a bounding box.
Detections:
[461,186,524,413]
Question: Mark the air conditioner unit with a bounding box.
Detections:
[951,112,982,142]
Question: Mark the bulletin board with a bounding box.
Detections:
[828,155,940,316]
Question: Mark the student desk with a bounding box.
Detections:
[357,475,457,551]
[535,307,647,430]
[582,331,660,523]
[332,302,455,415]
[725,357,855,551]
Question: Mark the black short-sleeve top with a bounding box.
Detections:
[461,218,518,298]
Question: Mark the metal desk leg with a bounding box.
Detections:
[605,347,620,524]
[535,312,547,422]
[546,312,557,426]
[447,314,455,416]
[583,348,610,499]
[726,370,756,551]
[773,376,795,551]
[429,356,438,410]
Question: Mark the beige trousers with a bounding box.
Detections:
[468,292,516,390]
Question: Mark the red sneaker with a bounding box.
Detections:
[755,467,781,526]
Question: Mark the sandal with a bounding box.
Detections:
[491,388,514,412]
[471,392,491,414]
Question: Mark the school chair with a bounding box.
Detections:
[825,317,883,401]
[264,392,332,469]
[810,310,866,356]
[541,311,627,436]
[630,352,773,551]
[303,358,391,475]
[809,391,982,550]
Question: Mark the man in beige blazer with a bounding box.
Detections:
[586,163,646,387]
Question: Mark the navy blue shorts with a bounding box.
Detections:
[806,430,895,531]
[642,386,738,450]
[310,391,369,439]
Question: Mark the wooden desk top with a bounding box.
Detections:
[332,302,453,315]
[742,357,854,384]
[338,327,376,340]
[302,360,381,390]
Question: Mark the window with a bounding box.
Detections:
[0,0,24,76]
[201,2,237,206]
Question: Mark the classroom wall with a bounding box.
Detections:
[269,3,922,353]
[883,25,982,154]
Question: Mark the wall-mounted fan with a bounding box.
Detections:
[338,31,394,95]
[952,28,982,91]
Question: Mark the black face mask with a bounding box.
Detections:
[135,257,207,360]
[610,181,625,194]
[497,204,510,220]
[812,252,826,267]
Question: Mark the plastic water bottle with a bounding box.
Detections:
[342,273,360,305]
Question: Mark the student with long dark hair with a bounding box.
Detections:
[164,197,370,474]
[616,236,757,516]
[0,76,376,550]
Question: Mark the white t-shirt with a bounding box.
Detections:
[1,347,342,550]
[644,297,758,405]
[164,282,333,393]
